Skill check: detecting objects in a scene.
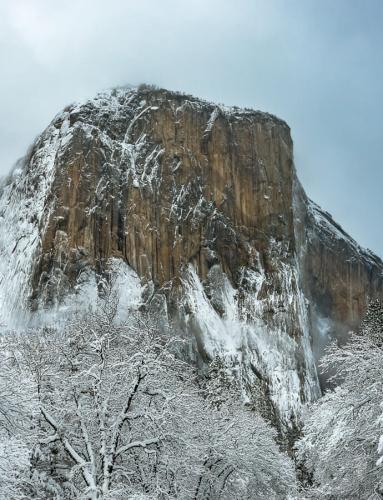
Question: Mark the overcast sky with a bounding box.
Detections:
[1,0,382,255]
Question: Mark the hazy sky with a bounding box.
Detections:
[1,0,382,255]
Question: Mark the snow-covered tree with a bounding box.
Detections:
[196,356,297,499]
[9,313,199,499]
[0,286,298,499]
[0,436,32,499]
[360,298,383,345]
[296,299,383,499]
[0,331,40,499]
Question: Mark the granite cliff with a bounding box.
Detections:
[1,86,382,428]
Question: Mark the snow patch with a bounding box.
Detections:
[181,262,320,426]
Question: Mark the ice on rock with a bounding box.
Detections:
[181,263,320,426]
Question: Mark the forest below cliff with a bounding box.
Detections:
[1,281,383,499]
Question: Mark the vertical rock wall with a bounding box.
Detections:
[0,86,382,426]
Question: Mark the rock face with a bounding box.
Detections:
[1,86,382,428]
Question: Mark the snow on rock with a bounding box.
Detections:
[0,84,381,431]
[181,262,320,427]
[0,115,69,327]
[308,199,383,268]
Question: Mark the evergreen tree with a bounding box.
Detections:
[296,299,383,498]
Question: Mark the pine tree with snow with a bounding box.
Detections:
[360,298,383,345]
[296,299,383,498]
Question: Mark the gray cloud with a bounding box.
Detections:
[1,0,382,255]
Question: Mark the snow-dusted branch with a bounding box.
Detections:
[115,437,160,457]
